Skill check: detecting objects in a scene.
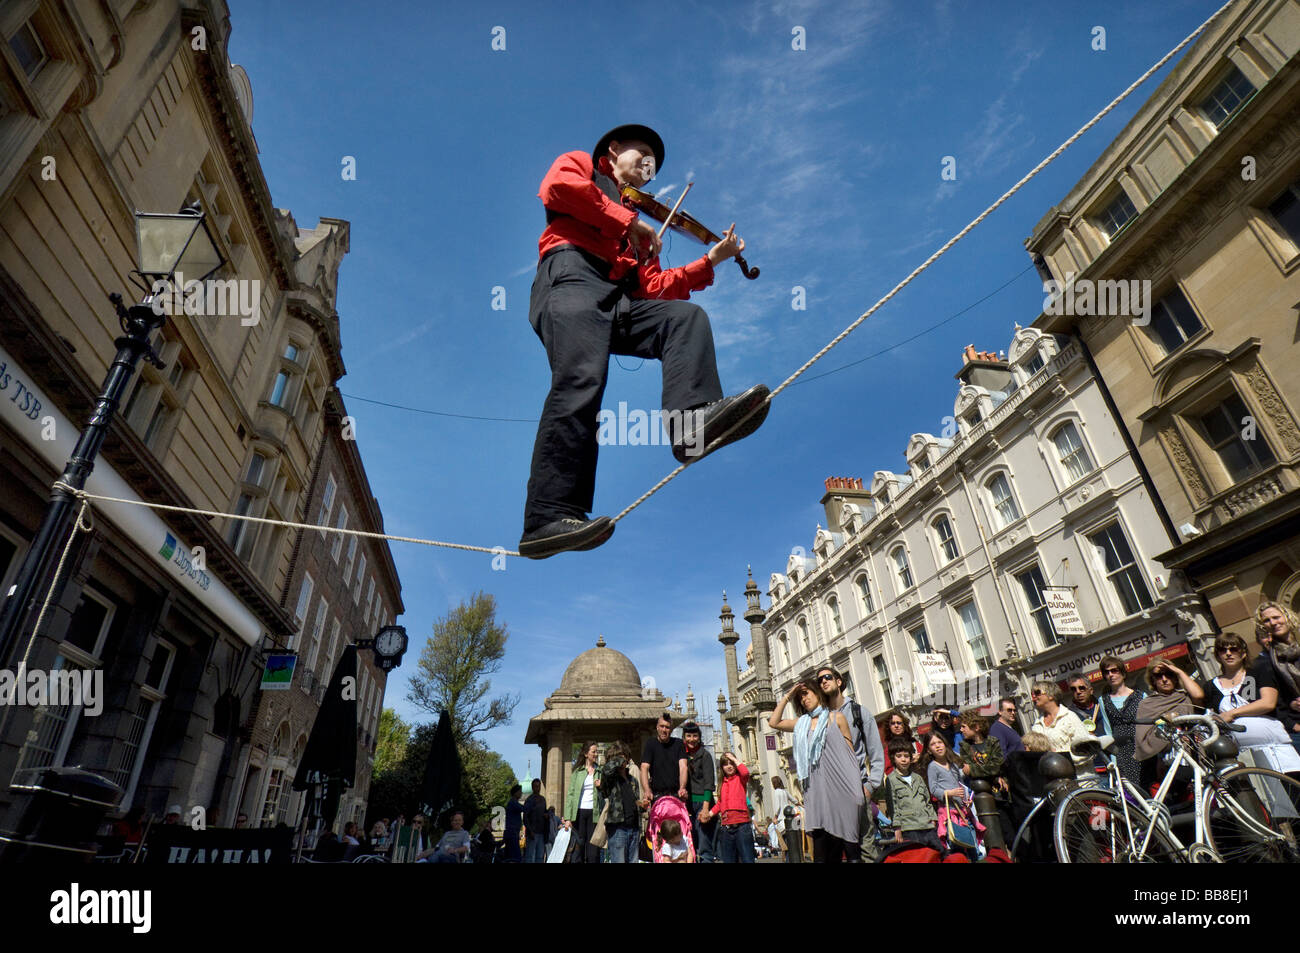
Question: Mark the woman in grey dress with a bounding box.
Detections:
[768,679,863,862]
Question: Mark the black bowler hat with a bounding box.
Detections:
[592,124,665,174]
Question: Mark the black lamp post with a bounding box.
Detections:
[0,205,223,665]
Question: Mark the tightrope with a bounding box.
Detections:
[49,1,1236,556]
[54,482,519,557]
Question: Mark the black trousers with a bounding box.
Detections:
[523,248,723,532]
[571,808,599,863]
[810,830,846,863]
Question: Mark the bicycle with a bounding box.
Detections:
[1052,713,1300,863]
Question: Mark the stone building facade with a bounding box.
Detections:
[1029,0,1300,644]
[237,381,403,831]
[0,1,396,830]
[741,327,1218,801]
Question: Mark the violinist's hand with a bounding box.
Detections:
[707,224,744,267]
[627,218,662,262]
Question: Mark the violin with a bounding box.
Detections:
[620,184,759,280]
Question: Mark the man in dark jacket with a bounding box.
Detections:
[682,721,717,863]
[522,779,548,863]
[519,123,769,559]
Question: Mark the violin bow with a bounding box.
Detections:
[656,182,693,241]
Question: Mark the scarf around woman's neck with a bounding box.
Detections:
[793,708,830,782]
[1269,640,1300,698]
[1134,689,1194,760]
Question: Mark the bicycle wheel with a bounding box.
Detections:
[1053,790,1183,863]
[1203,766,1300,862]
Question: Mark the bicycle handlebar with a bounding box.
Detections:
[1132,711,1246,745]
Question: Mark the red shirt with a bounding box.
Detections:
[714,762,751,823]
[536,150,715,300]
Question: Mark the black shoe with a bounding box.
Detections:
[671,384,770,465]
[518,516,615,559]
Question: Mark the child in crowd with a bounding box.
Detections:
[658,818,693,863]
[877,737,943,852]
[959,714,1006,790]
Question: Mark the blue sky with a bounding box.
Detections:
[227,0,1221,782]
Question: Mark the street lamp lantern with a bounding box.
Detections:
[132,203,224,286]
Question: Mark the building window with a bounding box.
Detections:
[1198,393,1276,483]
[933,515,959,563]
[15,588,114,773]
[344,535,358,581]
[1148,289,1203,355]
[294,573,314,628]
[245,452,267,488]
[892,547,913,591]
[957,602,993,672]
[1095,189,1137,240]
[120,330,189,453]
[1025,352,1046,376]
[354,555,367,603]
[1198,65,1255,128]
[1266,179,1300,246]
[1052,422,1095,483]
[1088,523,1154,616]
[320,474,337,524]
[228,493,257,561]
[331,505,349,561]
[910,625,933,654]
[826,596,843,636]
[778,633,790,669]
[322,619,341,679]
[106,641,174,807]
[1016,566,1059,647]
[305,599,329,677]
[8,20,47,79]
[855,574,875,615]
[873,655,894,709]
[987,473,1021,528]
[796,618,810,657]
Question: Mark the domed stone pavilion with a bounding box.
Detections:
[525,636,676,809]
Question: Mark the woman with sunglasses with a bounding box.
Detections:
[883,713,923,775]
[1025,681,1094,780]
[1185,633,1300,774]
[769,678,862,862]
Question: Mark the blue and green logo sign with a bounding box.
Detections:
[159,533,177,561]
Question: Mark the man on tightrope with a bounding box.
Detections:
[519,123,770,559]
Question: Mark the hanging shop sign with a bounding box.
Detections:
[260,654,297,691]
[1042,587,1086,637]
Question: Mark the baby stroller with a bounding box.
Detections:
[647,795,695,863]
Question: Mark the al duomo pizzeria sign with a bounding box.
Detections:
[1028,626,1190,684]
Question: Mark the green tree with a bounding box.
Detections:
[460,740,517,816]
[366,722,516,829]
[373,708,410,779]
[406,591,519,744]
